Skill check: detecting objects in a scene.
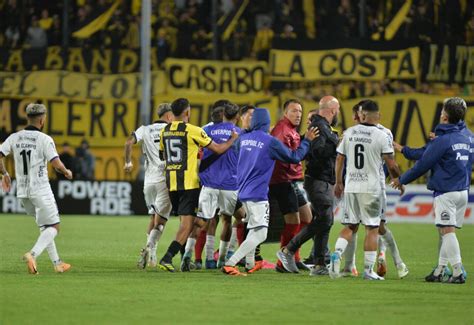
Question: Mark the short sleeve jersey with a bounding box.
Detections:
[376,124,394,191]
[337,123,393,194]
[133,121,168,185]
[0,126,58,198]
[160,121,212,191]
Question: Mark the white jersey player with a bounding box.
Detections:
[0,103,73,275]
[330,100,404,280]
[124,103,173,269]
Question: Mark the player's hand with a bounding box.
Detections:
[390,178,404,195]
[230,129,239,141]
[305,127,319,141]
[64,169,73,180]
[124,162,133,173]
[334,182,344,199]
[2,174,11,193]
[429,132,436,140]
[393,141,404,153]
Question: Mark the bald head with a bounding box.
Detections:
[317,95,340,127]
[319,96,340,111]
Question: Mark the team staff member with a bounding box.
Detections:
[270,99,313,272]
[277,96,340,275]
[392,98,470,284]
[158,98,238,272]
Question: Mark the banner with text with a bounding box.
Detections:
[421,44,474,84]
[334,185,474,224]
[164,58,267,96]
[269,47,420,88]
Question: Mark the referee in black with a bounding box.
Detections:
[277,95,340,275]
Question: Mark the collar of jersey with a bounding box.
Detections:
[25,125,41,131]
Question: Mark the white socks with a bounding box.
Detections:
[205,235,215,261]
[218,240,229,261]
[442,233,462,276]
[344,233,357,269]
[46,240,61,266]
[245,248,256,270]
[380,228,403,266]
[364,251,377,273]
[184,237,196,258]
[334,237,349,257]
[31,227,58,258]
[147,225,164,255]
[226,227,267,267]
[228,227,238,252]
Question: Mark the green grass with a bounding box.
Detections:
[0,214,473,324]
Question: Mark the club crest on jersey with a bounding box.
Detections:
[441,211,450,220]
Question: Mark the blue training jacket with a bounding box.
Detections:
[401,121,474,188]
[399,123,471,193]
[236,108,310,202]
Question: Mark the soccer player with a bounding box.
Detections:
[391,98,471,284]
[158,98,238,272]
[393,97,473,280]
[340,101,409,279]
[270,99,313,272]
[124,103,174,269]
[0,103,73,274]
[222,108,318,276]
[330,100,404,280]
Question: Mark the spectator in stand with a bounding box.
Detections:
[75,140,95,180]
[48,15,62,46]
[25,16,48,49]
[251,21,274,61]
[123,15,140,49]
[190,26,211,59]
[106,10,126,48]
[223,21,249,61]
[156,29,170,66]
[466,14,474,44]
[176,10,198,57]
[280,24,297,39]
[158,18,177,54]
[57,142,76,180]
[39,9,53,31]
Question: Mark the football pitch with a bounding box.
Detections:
[1,214,473,324]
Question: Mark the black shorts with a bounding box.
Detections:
[269,181,308,215]
[169,189,200,216]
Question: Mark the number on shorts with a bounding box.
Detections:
[20,149,32,175]
[354,144,364,169]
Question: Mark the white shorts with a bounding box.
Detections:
[242,201,269,229]
[143,181,172,219]
[434,190,468,228]
[20,192,60,228]
[198,186,238,219]
[342,193,381,227]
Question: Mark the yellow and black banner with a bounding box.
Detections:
[269,47,420,88]
[218,0,249,41]
[164,58,267,95]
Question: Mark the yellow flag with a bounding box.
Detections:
[372,0,412,41]
[73,0,122,39]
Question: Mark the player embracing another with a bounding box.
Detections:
[222,107,318,276]
[124,103,174,269]
[0,103,73,275]
[330,100,404,280]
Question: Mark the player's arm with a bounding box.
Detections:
[51,157,73,180]
[206,130,239,155]
[383,153,405,195]
[334,153,345,199]
[0,152,12,193]
[124,134,137,173]
[269,127,319,163]
[393,141,426,161]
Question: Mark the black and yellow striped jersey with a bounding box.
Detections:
[160,121,212,191]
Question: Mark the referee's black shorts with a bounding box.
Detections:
[169,189,200,216]
[269,181,307,215]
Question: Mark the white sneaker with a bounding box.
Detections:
[328,252,341,279]
[397,263,409,279]
[364,271,385,280]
